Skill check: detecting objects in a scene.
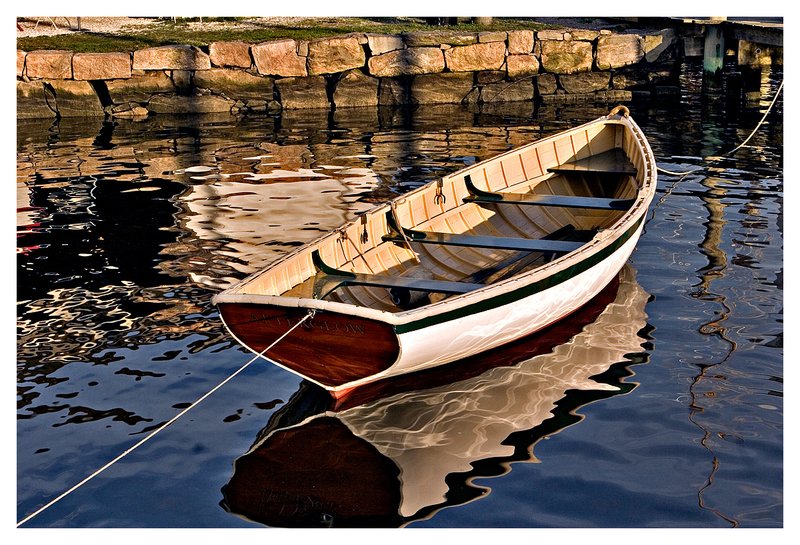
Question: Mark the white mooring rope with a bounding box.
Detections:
[656,79,784,177]
[17,309,315,527]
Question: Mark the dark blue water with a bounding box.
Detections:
[16,63,783,528]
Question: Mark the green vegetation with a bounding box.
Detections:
[17,17,555,53]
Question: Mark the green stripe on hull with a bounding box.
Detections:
[394,216,644,334]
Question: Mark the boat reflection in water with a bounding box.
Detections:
[221,265,651,527]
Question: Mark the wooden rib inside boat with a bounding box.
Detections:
[213,106,657,392]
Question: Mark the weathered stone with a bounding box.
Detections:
[683,36,704,57]
[540,40,593,74]
[147,94,235,114]
[481,79,535,103]
[508,30,534,54]
[169,70,192,94]
[378,78,411,105]
[73,52,131,80]
[738,39,776,67]
[404,31,477,47]
[596,34,644,69]
[106,102,149,118]
[570,29,601,41]
[537,30,566,41]
[445,42,505,72]
[25,50,73,79]
[536,73,558,94]
[559,72,611,94]
[308,36,365,75]
[194,68,274,105]
[333,106,378,129]
[333,70,379,107]
[252,40,307,77]
[611,70,648,90]
[106,71,175,104]
[275,76,329,109]
[477,70,506,84]
[17,81,56,118]
[46,80,105,117]
[17,51,26,78]
[367,34,405,56]
[643,29,676,63]
[368,47,444,77]
[357,34,369,45]
[411,72,476,104]
[479,31,507,43]
[595,89,633,101]
[133,46,211,71]
[507,54,540,78]
[209,41,252,68]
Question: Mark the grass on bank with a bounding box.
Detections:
[17,17,556,53]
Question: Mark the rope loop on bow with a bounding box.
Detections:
[608,105,630,118]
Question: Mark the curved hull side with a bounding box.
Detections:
[217,304,400,388]
[381,220,646,384]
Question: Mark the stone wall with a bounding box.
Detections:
[17,27,680,119]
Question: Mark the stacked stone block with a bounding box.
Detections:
[17,27,679,118]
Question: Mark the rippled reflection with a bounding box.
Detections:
[221,266,651,527]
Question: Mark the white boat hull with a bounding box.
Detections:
[339,220,643,390]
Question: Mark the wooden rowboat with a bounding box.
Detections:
[212,106,656,395]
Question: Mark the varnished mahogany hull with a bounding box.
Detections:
[217,303,400,387]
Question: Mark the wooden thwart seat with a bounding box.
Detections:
[463,148,637,211]
[311,250,484,299]
[463,175,635,210]
[547,148,638,176]
[383,213,585,254]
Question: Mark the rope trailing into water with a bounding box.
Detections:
[16,309,316,528]
[720,79,784,156]
[656,79,783,176]
[488,72,783,178]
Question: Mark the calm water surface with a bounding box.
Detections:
[16,63,783,528]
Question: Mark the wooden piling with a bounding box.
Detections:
[703,20,726,75]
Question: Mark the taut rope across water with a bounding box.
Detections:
[656,79,783,177]
[16,309,316,527]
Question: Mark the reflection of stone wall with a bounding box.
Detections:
[17,28,680,118]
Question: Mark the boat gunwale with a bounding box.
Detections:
[212,113,656,327]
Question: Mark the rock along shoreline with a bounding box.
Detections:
[17,27,682,119]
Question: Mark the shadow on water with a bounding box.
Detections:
[16,60,782,527]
